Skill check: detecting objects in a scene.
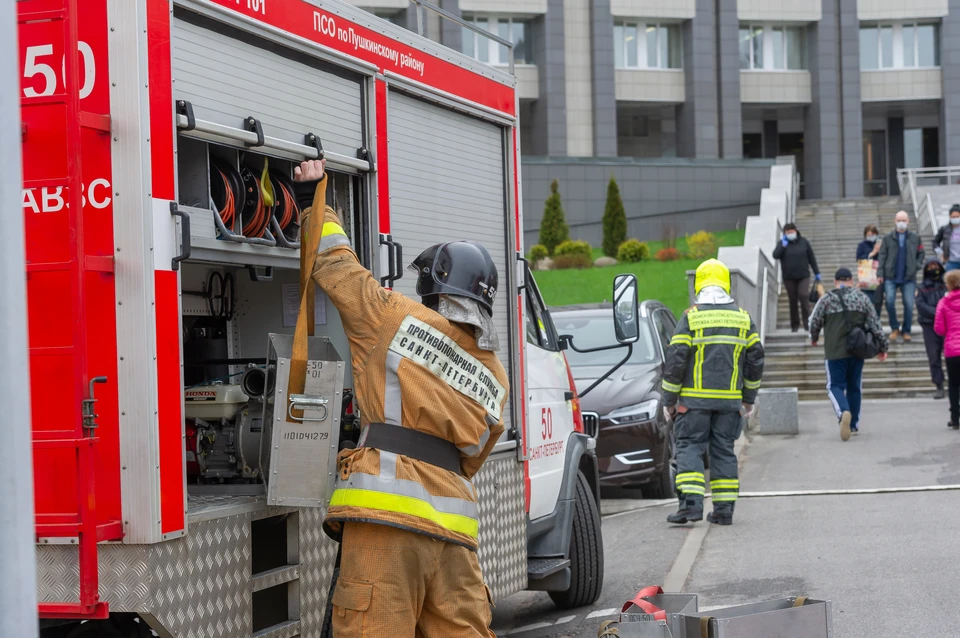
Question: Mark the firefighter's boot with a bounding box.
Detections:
[667,499,703,524]
[707,503,734,526]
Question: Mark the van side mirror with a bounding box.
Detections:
[613,274,639,344]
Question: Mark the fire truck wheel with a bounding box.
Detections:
[549,471,604,609]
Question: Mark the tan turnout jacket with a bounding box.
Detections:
[304,175,509,550]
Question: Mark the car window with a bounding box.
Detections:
[553,312,658,366]
[525,278,558,351]
[652,309,673,352]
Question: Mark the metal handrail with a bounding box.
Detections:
[895,166,960,233]
[918,191,937,235]
[408,0,515,74]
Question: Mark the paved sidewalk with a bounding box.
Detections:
[687,399,960,637]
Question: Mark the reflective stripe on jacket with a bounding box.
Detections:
[661,303,764,411]
[306,176,509,550]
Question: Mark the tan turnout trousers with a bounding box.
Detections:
[333,522,495,638]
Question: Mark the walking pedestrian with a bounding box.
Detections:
[916,259,947,399]
[877,211,925,342]
[773,222,821,333]
[809,268,889,440]
[856,224,883,317]
[934,270,960,429]
[661,259,764,526]
[933,204,960,272]
[293,159,507,637]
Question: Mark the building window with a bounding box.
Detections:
[739,24,805,70]
[613,21,682,69]
[860,22,939,69]
[462,16,531,65]
[372,10,403,26]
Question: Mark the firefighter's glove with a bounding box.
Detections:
[741,402,755,418]
[663,405,677,422]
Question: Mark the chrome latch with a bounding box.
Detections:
[287,394,329,422]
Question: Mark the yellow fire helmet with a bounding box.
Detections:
[694,258,731,294]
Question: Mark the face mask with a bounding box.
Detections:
[785,232,797,241]
[896,222,908,231]
[865,235,877,243]
[951,217,960,226]
[836,283,846,289]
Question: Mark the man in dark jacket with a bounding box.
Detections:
[877,211,925,342]
[662,259,764,526]
[916,259,947,398]
[773,223,820,332]
[932,204,960,272]
[810,268,890,441]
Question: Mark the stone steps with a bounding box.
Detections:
[764,197,940,400]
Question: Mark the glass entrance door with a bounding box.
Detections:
[863,129,888,196]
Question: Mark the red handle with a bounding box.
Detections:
[621,585,667,621]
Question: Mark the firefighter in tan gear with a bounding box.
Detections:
[292,160,507,637]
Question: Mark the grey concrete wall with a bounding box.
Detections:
[838,0,863,197]
[804,1,843,199]
[942,0,960,165]
[521,157,774,248]
[590,0,617,157]
[677,0,719,159]
[530,3,567,155]
[717,1,743,159]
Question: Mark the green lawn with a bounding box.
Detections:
[537,229,745,318]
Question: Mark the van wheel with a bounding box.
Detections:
[549,472,603,609]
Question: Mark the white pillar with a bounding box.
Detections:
[0,0,39,636]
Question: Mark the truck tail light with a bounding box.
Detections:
[561,352,584,433]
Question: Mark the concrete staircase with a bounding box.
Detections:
[765,197,941,401]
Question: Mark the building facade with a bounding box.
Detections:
[349,0,960,241]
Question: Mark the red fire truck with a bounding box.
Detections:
[18,0,640,635]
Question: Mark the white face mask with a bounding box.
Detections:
[951,217,960,226]
[865,235,877,243]
[896,221,908,232]
[785,232,798,242]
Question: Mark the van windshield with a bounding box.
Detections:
[553,313,658,367]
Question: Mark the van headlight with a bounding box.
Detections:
[605,399,659,425]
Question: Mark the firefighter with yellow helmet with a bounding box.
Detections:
[661,259,764,526]
[293,159,507,636]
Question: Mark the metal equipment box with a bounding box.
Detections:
[680,597,833,638]
[614,592,700,637]
[263,333,344,507]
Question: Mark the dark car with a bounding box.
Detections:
[551,300,679,498]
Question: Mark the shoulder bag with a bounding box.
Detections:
[836,290,881,360]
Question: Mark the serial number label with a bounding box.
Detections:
[283,431,328,441]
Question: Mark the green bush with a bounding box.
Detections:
[528,244,549,264]
[602,176,627,258]
[539,179,570,255]
[686,230,718,259]
[554,239,592,259]
[552,254,593,270]
[617,239,650,263]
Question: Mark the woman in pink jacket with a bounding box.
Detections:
[934,269,960,429]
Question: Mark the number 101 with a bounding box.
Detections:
[239,0,266,14]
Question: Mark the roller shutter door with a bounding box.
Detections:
[171,12,364,158]
[387,91,514,429]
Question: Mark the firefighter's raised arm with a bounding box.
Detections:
[294,160,402,363]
